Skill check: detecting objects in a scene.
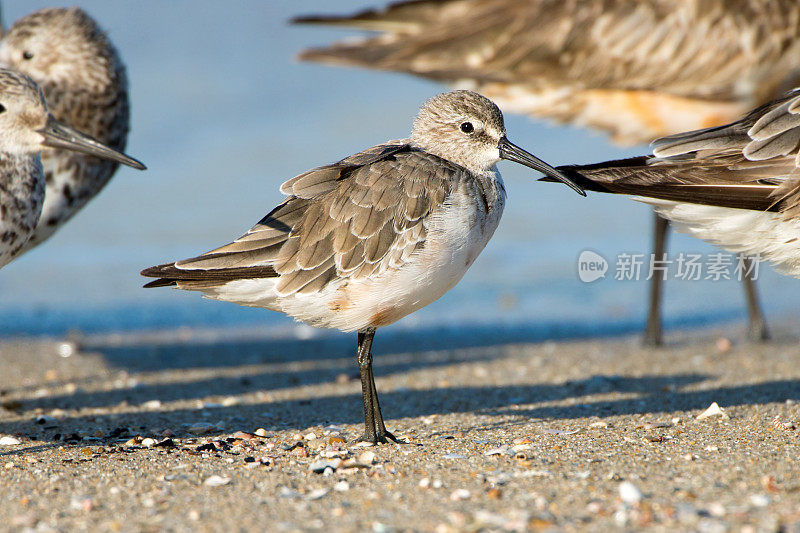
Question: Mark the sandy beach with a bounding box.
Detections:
[0,322,798,532]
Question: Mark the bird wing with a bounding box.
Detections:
[553,90,800,213]
[295,0,800,143]
[141,141,455,295]
[295,0,800,101]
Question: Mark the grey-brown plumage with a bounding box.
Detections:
[296,0,793,343]
[0,68,143,269]
[296,0,800,144]
[554,89,800,277]
[142,90,583,443]
[0,7,130,251]
[144,142,458,296]
[558,90,800,210]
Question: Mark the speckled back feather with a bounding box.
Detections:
[1,7,130,249]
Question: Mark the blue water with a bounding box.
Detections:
[1,0,798,338]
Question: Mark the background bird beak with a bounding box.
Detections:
[498,136,585,196]
[38,114,147,170]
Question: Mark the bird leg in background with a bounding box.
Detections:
[741,257,769,342]
[644,213,669,347]
[644,216,770,345]
[357,328,397,444]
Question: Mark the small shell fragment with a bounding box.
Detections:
[203,475,231,487]
[484,447,507,456]
[450,489,471,501]
[696,402,728,420]
[306,488,329,500]
[357,450,376,465]
[619,481,642,505]
[772,416,796,431]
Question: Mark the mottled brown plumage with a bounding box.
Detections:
[296,0,792,343]
[0,7,130,250]
[0,68,143,269]
[142,90,583,443]
[296,0,800,144]
[142,142,469,295]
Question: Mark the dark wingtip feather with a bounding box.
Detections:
[290,14,347,25]
[141,262,179,289]
[143,279,177,288]
[141,263,176,278]
[543,157,653,193]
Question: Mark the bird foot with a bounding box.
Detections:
[747,320,770,343]
[359,428,400,445]
[642,332,663,347]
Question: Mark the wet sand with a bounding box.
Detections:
[0,322,799,532]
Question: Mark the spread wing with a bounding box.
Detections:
[553,90,800,214]
[141,141,455,295]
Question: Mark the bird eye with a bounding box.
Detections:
[0,104,6,113]
[460,122,474,134]
[22,51,33,60]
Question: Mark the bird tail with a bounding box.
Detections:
[550,157,782,212]
[140,262,277,289]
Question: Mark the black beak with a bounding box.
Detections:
[39,114,146,170]
[498,136,585,196]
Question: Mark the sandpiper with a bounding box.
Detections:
[141,90,585,443]
[0,68,144,268]
[0,7,132,252]
[551,88,800,279]
[294,0,800,344]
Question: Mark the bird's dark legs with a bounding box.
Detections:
[645,214,769,345]
[741,257,769,342]
[644,213,669,347]
[356,327,397,444]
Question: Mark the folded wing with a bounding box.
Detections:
[142,142,455,295]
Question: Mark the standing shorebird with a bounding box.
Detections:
[0,7,132,252]
[551,88,800,279]
[293,0,800,344]
[141,91,585,443]
[0,69,144,268]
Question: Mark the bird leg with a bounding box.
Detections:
[644,213,669,347]
[356,328,397,444]
[740,256,769,342]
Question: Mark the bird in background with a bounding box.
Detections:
[141,91,585,443]
[551,88,800,280]
[0,68,144,268]
[0,7,132,253]
[293,0,800,345]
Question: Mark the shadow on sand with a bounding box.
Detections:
[1,318,796,455]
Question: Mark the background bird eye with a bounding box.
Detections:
[460,122,474,134]
[22,51,33,60]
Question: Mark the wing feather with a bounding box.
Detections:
[142,143,456,294]
[556,90,800,214]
